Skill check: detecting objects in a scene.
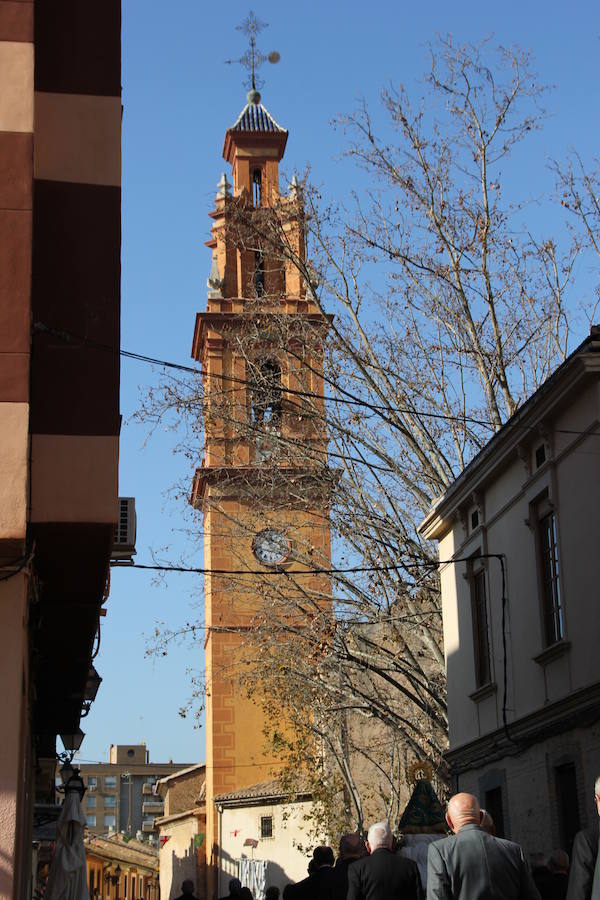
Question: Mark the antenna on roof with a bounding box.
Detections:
[225,10,281,103]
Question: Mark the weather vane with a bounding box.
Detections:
[225,11,280,95]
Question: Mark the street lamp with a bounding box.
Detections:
[105,864,121,900]
[59,728,85,755]
[57,757,86,801]
[83,665,102,702]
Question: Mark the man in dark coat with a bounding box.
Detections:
[284,846,337,900]
[174,880,201,900]
[333,833,367,900]
[567,777,600,900]
[426,792,540,900]
[347,821,423,900]
[217,877,242,900]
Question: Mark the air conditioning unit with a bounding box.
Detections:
[111,497,137,565]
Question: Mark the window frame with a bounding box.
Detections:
[468,555,493,689]
[104,775,117,791]
[532,493,565,648]
[252,166,263,207]
[260,814,273,840]
[86,814,97,828]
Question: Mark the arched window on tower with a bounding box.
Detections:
[252,359,282,461]
[252,167,262,207]
[254,250,265,296]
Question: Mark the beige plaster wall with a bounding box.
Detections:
[30,434,119,524]
[218,800,317,896]
[441,379,600,749]
[159,815,199,900]
[0,403,29,540]
[34,92,121,186]
[0,41,33,132]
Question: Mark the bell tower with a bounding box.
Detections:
[191,83,332,894]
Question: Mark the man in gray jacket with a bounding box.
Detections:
[427,792,540,900]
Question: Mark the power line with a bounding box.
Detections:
[123,552,498,579]
[34,321,598,439]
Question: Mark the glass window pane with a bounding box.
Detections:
[539,511,563,645]
[471,567,491,687]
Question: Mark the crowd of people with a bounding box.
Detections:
[176,781,600,900]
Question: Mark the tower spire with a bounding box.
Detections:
[225,10,281,100]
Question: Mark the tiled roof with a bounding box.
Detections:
[155,763,205,786]
[215,779,311,803]
[230,101,286,134]
[83,833,159,868]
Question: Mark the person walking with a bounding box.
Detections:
[218,878,243,900]
[567,775,600,900]
[284,846,337,900]
[174,880,201,900]
[333,833,366,900]
[426,792,540,899]
[347,821,423,900]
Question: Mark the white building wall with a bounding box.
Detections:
[158,815,199,900]
[441,386,600,750]
[218,800,317,897]
[425,353,600,858]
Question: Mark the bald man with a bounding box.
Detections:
[427,792,540,900]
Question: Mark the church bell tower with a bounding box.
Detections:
[191,67,332,893]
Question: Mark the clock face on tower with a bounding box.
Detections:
[252,529,290,567]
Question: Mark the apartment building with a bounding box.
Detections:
[419,326,600,857]
[79,744,194,842]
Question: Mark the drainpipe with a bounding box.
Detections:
[217,804,224,898]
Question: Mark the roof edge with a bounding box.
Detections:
[418,327,600,540]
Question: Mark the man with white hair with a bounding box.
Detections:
[566,774,600,899]
[347,820,423,900]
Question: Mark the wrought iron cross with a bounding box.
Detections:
[225,11,280,92]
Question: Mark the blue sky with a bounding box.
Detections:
[77,0,600,765]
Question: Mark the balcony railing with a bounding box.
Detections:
[142,822,156,833]
[142,801,164,814]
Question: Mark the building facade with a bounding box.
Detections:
[155,765,206,900]
[192,87,332,897]
[419,327,600,858]
[214,781,316,898]
[0,3,121,897]
[85,832,159,900]
[79,745,193,842]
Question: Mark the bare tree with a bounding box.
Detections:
[143,37,586,833]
